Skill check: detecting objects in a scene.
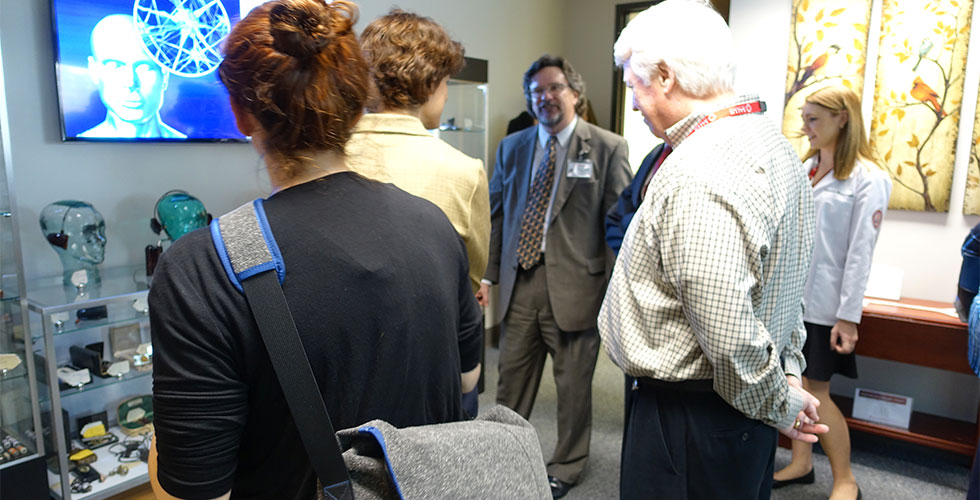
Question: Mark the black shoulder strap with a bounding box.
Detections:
[211,200,354,500]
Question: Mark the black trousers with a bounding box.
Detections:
[620,379,776,500]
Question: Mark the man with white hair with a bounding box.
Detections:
[597,1,828,498]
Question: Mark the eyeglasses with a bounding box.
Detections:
[529,83,568,98]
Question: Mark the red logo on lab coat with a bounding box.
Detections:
[872,210,882,229]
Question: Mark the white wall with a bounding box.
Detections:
[565,0,623,131]
[0,0,565,281]
[730,0,980,421]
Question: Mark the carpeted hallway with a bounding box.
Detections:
[478,345,972,499]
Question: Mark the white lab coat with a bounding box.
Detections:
[802,157,892,326]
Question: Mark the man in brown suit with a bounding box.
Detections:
[479,55,631,498]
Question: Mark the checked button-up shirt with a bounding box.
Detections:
[598,94,815,430]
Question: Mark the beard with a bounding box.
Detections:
[535,103,563,127]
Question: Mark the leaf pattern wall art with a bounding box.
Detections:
[870,0,973,212]
[782,0,874,158]
[964,87,980,214]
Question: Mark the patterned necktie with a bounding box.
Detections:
[517,136,558,270]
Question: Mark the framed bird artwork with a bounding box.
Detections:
[964,86,980,215]
[870,0,973,212]
[781,0,874,158]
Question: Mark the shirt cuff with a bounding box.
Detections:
[775,383,806,430]
[481,279,494,286]
[836,308,863,324]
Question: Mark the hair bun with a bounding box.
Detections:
[269,0,353,61]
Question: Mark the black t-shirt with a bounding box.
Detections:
[151,172,482,500]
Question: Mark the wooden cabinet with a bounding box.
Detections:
[779,297,978,457]
[838,298,976,456]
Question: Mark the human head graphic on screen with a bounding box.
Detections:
[80,14,186,139]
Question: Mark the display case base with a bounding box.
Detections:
[1,454,47,500]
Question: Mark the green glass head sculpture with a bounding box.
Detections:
[150,190,210,241]
[40,200,106,286]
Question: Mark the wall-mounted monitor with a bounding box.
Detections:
[50,0,247,142]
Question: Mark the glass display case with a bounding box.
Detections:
[29,265,152,499]
[0,115,48,498]
[431,56,489,170]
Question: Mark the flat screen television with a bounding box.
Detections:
[51,0,250,142]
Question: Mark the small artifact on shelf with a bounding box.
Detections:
[0,433,29,463]
[68,447,101,488]
[70,341,132,378]
[132,342,152,371]
[132,296,149,314]
[106,463,130,478]
[78,416,119,450]
[0,352,21,375]
[439,117,460,131]
[106,359,130,377]
[57,365,91,388]
[109,322,142,361]
[74,305,108,324]
[118,395,153,436]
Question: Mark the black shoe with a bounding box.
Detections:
[772,468,814,489]
[548,476,573,499]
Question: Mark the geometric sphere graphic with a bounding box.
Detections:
[134,0,231,78]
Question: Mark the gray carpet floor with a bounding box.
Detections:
[477,345,972,499]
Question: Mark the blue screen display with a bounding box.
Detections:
[52,0,246,142]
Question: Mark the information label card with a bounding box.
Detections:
[852,387,913,429]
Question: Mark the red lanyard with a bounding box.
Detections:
[688,101,766,137]
[808,163,819,179]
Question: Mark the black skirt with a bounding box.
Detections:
[801,321,858,381]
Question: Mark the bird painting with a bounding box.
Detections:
[911,76,947,119]
[912,38,933,71]
[790,44,841,96]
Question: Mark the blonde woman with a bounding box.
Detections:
[773,85,891,500]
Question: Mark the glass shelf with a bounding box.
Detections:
[31,313,149,339]
[26,266,148,314]
[0,272,21,302]
[55,368,152,399]
[47,426,150,500]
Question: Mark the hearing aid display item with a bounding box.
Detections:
[39,200,106,287]
[75,306,108,322]
[77,411,119,449]
[118,395,153,436]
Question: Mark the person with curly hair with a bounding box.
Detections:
[346,10,489,416]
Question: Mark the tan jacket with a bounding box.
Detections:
[346,113,490,293]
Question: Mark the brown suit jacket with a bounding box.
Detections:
[485,120,631,331]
